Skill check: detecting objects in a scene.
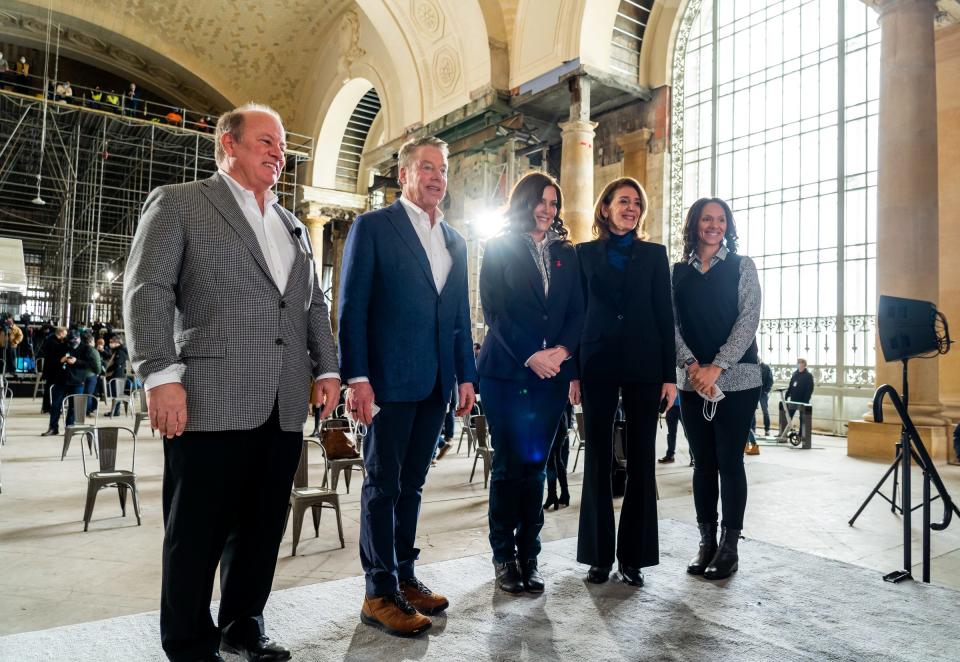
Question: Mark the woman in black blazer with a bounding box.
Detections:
[478,171,584,595]
[570,177,676,587]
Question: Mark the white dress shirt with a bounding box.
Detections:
[348,197,452,385]
[147,171,337,390]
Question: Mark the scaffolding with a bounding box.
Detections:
[0,87,312,326]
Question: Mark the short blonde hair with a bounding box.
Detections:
[397,135,448,172]
[214,103,284,168]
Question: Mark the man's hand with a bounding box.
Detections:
[146,382,188,438]
[312,377,342,420]
[456,382,476,416]
[660,383,677,409]
[569,378,581,406]
[527,349,564,379]
[346,381,376,426]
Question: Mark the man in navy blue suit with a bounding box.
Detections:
[339,135,477,637]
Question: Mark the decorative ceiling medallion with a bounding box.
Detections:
[411,0,443,38]
[433,45,460,95]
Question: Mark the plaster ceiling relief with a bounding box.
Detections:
[110,0,356,116]
[433,44,461,95]
[411,0,444,39]
[936,0,960,27]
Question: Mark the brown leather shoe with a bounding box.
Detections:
[400,577,449,615]
[361,592,432,637]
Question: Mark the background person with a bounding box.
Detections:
[673,197,761,582]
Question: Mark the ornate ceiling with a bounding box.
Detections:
[2,0,355,120]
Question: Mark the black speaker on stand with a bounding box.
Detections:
[848,295,958,584]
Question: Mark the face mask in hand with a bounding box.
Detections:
[699,385,725,421]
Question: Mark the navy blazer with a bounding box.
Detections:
[477,233,584,383]
[338,200,477,402]
[576,239,676,384]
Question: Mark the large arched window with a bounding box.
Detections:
[670,0,880,432]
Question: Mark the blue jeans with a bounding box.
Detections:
[481,376,568,563]
[49,384,83,430]
[84,375,99,414]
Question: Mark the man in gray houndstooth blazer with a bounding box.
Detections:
[123,104,340,662]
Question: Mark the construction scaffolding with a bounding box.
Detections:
[0,87,312,326]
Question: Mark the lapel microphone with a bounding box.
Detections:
[290,227,302,238]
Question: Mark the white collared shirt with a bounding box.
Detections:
[398,196,452,293]
[146,171,338,391]
[218,169,296,295]
[347,197,453,386]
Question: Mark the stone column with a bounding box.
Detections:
[300,203,329,275]
[559,75,597,245]
[936,22,960,457]
[616,128,653,188]
[848,0,945,458]
[328,218,353,338]
[617,127,656,242]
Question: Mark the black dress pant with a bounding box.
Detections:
[160,401,301,662]
[680,387,761,531]
[577,381,661,569]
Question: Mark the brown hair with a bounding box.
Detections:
[592,177,649,240]
[681,197,739,257]
[502,171,568,240]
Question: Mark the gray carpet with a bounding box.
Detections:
[1,519,955,661]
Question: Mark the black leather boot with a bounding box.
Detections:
[522,559,545,593]
[494,560,525,594]
[686,522,718,575]
[704,527,740,580]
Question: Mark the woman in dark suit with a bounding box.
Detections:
[673,197,761,581]
[478,171,584,595]
[570,177,676,587]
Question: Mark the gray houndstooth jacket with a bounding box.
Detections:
[123,172,339,432]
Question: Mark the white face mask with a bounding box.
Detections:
[699,385,725,421]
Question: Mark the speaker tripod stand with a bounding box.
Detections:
[848,359,959,583]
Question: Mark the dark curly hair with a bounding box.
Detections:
[502,171,568,240]
[681,197,739,257]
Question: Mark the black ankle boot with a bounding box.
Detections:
[704,527,740,580]
[687,522,718,575]
[543,493,559,511]
[494,560,525,594]
[522,559,544,593]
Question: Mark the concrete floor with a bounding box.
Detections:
[1,397,958,637]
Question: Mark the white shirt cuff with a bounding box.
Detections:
[144,364,185,391]
[347,376,369,384]
[315,372,340,381]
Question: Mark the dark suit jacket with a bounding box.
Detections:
[338,200,477,402]
[576,238,676,384]
[477,233,584,383]
[785,369,814,403]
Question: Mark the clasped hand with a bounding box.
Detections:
[687,363,722,398]
[528,347,567,379]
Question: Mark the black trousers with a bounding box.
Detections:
[358,380,447,596]
[545,408,570,499]
[482,376,568,563]
[577,381,661,569]
[160,401,301,662]
[680,387,761,531]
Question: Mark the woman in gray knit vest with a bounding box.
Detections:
[672,197,762,580]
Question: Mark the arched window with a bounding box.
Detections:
[670,0,881,432]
